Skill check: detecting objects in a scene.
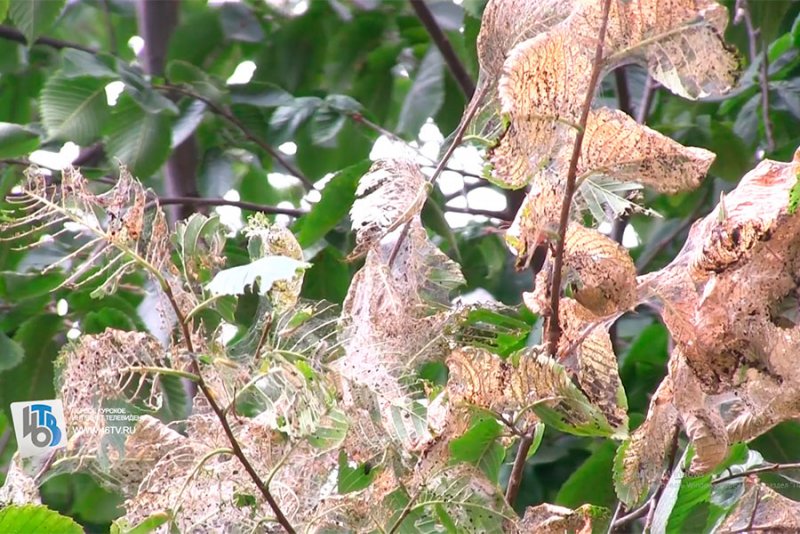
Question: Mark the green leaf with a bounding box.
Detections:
[219,2,263,42]
[8,0,65,45]
[0,314,62,417]
[229,82,293,108]
[311,95,363,146]
[300,247,351,304]
[449,416,505,483]
[167,9,223,66]
[526,422,546,459]
[556,440,617,509]
[0,122,39,158]
[158,374,190,422]
[206,255,310,297]
[116,63,179,115]
[60,49,117,79]
[0,330,23,371]
[82,308,137,334]
[749,421,800,500]
[0,0,8,23]
[40,75,110,144]
[2,272,64,301]
[788,170,800,215]
[397,46,444,137]
[166,60,226,103]
[111,512,170,534]
[0,505,81,534]
[455,306,532,358]
[337,449,378,494]
[269,96,322,144]
[103,93,172,179]
[294,160,371,247]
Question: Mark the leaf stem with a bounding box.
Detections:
[546,0,613,357]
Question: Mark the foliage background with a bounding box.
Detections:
[1,0,800,531]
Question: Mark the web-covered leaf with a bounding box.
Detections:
[482,0,733,214]
[447,347,627,438]
[518,503,609,534]
[718,478,800,532]
[336,158,464,450]
[614,378,678,507]
[2,167,171,298]
[348,158,428,260]
[635,148,800,472]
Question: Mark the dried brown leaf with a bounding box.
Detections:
[614,378,679,507]
[636,148,800,473]
[348,158,427,259]
[718,478,800,533]
[519,503,607,534]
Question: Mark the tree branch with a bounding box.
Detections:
[158,278,296,533]
[713,462,800,485]
[154,196,306,217]
[386,84,485,268]
[409,0,475,98]
[504,431,533,506]
[0,24,96,53]
[443,204,508,220]
[159,84,314,191]
[546,0,613,356]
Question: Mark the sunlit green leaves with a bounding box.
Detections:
[0,505,81,534]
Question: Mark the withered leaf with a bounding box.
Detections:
[348,158,427,259]
[613,378,679,507]
[718,479,800,532]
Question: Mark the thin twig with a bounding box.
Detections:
[443,205,508,220]
[636,75,657,125]
[154,196,306,217]
[386,84,485,268]
[157,84,314,190]
[387,489,421,534]
[159,280,296,532]
[0,24,97,53]
[614,68,632,116]
[546,0,613,357]
[735,0,774,154]
[505,431,534,506]
[606,502,625,534]
[713,461,800,485]
[409,0,475,98]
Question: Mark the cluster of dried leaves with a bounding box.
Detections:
[3,0,800,532]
